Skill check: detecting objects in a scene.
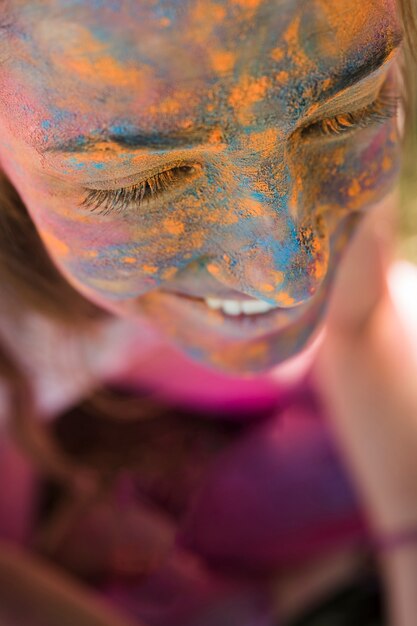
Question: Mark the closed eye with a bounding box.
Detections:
[300,82,399,140]
[81,164,200,216]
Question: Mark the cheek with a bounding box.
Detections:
[325,123,399,212]
[28,194,213,300]
[289,120,400,228]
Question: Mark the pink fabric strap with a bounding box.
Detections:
[373,527,417,552]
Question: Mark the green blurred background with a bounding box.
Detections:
[401,141,417,262]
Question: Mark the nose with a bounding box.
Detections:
[203,175,329,307]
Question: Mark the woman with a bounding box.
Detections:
[0,0,416,624]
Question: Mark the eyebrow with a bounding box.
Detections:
[44,29,403,156]
[326,29,404,95]
[45,127,216,155]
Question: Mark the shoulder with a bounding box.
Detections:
[0,306,161,421]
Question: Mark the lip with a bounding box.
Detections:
[135,285,325,341]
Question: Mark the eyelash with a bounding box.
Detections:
[81,164,198,216]
[300,85,399,139]
[81,86,399,216]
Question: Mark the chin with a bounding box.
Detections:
[154,300,326,375]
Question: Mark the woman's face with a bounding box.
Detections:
[0,0,402,372]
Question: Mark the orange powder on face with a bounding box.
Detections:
[241,127,279,157]
[54,26,152,89]
[382,155,392,172]
[189,0,229,45]
[161,267,178,280]
[83,250,99,258]
[289,173,303,215]
[232,75,271,107]
[208,128,225,144]
[271,270,285,285]
[316,1,369,52]
[39,230,69,257]
[204,207,239,225]
[212,4,227,20]
[230,0,262,10]
[240,196,266,218]
[260,283,275,292]
[163,218,185,235]
[315,0,400,62]
[147,88,202,121]
[207,262,221,276]
[228,75,271,125]
[187,231,206,250]
[275,291,296,306]
[271,47,285,63]
[282,14,315,74]
[276,70,290,84]
[70,56,144,86]
[213,339,268,371]
[148,96,182,116]
[347,178,361,198]
[210,50,236,74]
[252,180,274,198]
[312,255,328,281]
[142,264,159,274]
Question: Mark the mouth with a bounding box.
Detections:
[204,296,279,316]
[173,293,281,317]
[138,287,324,342]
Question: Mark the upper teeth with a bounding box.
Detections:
[205,297,278,316]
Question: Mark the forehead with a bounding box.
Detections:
[8,0,400,74]
[0,0,401,150]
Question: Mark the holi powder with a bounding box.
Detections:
[0,0,408,626]
[0,5,407,623]
[0,0,403,371]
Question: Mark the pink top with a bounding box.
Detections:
[0,293,322,422]
[0,261,416,625]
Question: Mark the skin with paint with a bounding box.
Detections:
[0,0,402,372]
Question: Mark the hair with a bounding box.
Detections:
[397,1,417,152]
[0,0,416,490]
[399,0,417,257]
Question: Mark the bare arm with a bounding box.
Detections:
[0,542,145,626]
[314,200,417,626]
